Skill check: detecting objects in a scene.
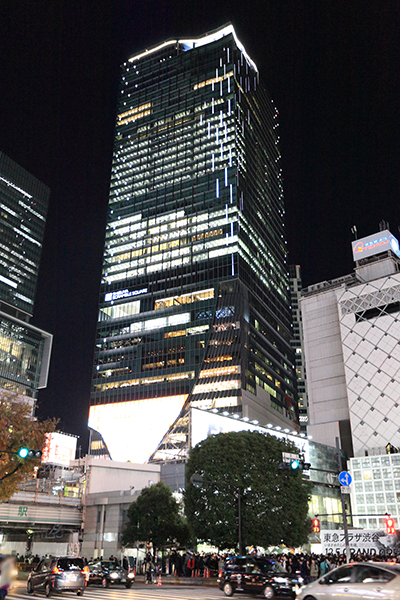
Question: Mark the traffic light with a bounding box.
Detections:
[17,447,42,460]
[385,516,396,535]
[279,461,311,471]
[312,518,320,533]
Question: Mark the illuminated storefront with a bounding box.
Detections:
[90,24,297,463]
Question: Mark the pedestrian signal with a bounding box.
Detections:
[312,518,320,533]
[385,516,395,535]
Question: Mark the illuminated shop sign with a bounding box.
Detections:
[104,287,148,302]
[352,230,400,262]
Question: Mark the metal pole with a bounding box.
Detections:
[237,487,242,555]
[336,437,350,563]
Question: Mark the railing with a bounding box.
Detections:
[16,478,83,502]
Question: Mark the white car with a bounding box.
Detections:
[297,562,400,600]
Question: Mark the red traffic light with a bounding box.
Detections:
[385,517,395,535]
[312,518,320,533]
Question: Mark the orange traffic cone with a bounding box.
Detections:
[157,574,162,587]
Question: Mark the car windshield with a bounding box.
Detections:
[57,558,84,571]
[101,562,121,571]
[255,560,286,573]
[369,564,400,575]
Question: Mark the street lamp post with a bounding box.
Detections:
[190,473,243,555]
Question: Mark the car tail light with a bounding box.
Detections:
[218,570,223,578]
[53,567,60,574]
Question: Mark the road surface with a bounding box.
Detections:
[10,580,224,600]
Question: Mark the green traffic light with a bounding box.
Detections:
[18,447,29,458]
[290,460,300,470]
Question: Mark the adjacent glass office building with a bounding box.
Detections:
[0,152,52,398]
[89,24,298,463]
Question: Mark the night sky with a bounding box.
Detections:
[1,1,399,449]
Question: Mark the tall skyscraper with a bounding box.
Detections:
[89,24,298,463]
[0,151,52,400]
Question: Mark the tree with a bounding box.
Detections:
[185,430,312,550]
[122,481,190,551]
[0,390,56,501]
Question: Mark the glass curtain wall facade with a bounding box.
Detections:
[0,152,52,398]
[89,24,297,463]
[0,152,48,316]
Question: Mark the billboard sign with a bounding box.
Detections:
[41,432,78,467]
[352,230,400,262]
[190,408,309,462]
[321,529,400,555]
[88,395,187,464]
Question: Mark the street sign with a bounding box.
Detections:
[190,473,204,489]
[341,486,351,494]
[338,471,352,486]
[326,473,336,485]
[282,452,300,462]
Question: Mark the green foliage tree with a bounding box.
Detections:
[0,390,56,501]
[185,430,312,550]
[122,481,190,551]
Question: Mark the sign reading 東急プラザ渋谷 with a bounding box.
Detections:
[352,230,400,262]
[321,529,400,555]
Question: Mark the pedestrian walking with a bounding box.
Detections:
[144,553,154,584]
[310,558,319,581]
[0,556,16,600]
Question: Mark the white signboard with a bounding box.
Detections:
[352,230,400,262]
[191,408,309,461]
[41,432,78,467]
[321,529,400,555]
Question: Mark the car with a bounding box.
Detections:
[87,560,135,588]
[296,561,400,600]
[218,556,304,597]
[27,556,86,597]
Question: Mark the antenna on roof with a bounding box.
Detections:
[379,220,389,231]
[351,225,358,240]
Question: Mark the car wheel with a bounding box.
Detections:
[223,582,234,596]
[77,590,84,596]
[125,582,132,589]
[263,585,275,599]
[102,578,110,588]
[27,580,35,595]
[45,583,52,598]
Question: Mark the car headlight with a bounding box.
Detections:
[297,576,304,584]
[127,572,134,579]
[273,577,289,584]
[11,569,18,579]
[110,572,119,579]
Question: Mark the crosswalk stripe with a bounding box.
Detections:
[11,583,222,600]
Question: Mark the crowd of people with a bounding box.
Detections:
[4,548,400,588]
[165,550,400,580]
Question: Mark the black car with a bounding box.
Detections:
[218,556,304,598]
[87,560,135,588]
[27,556,86,597]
